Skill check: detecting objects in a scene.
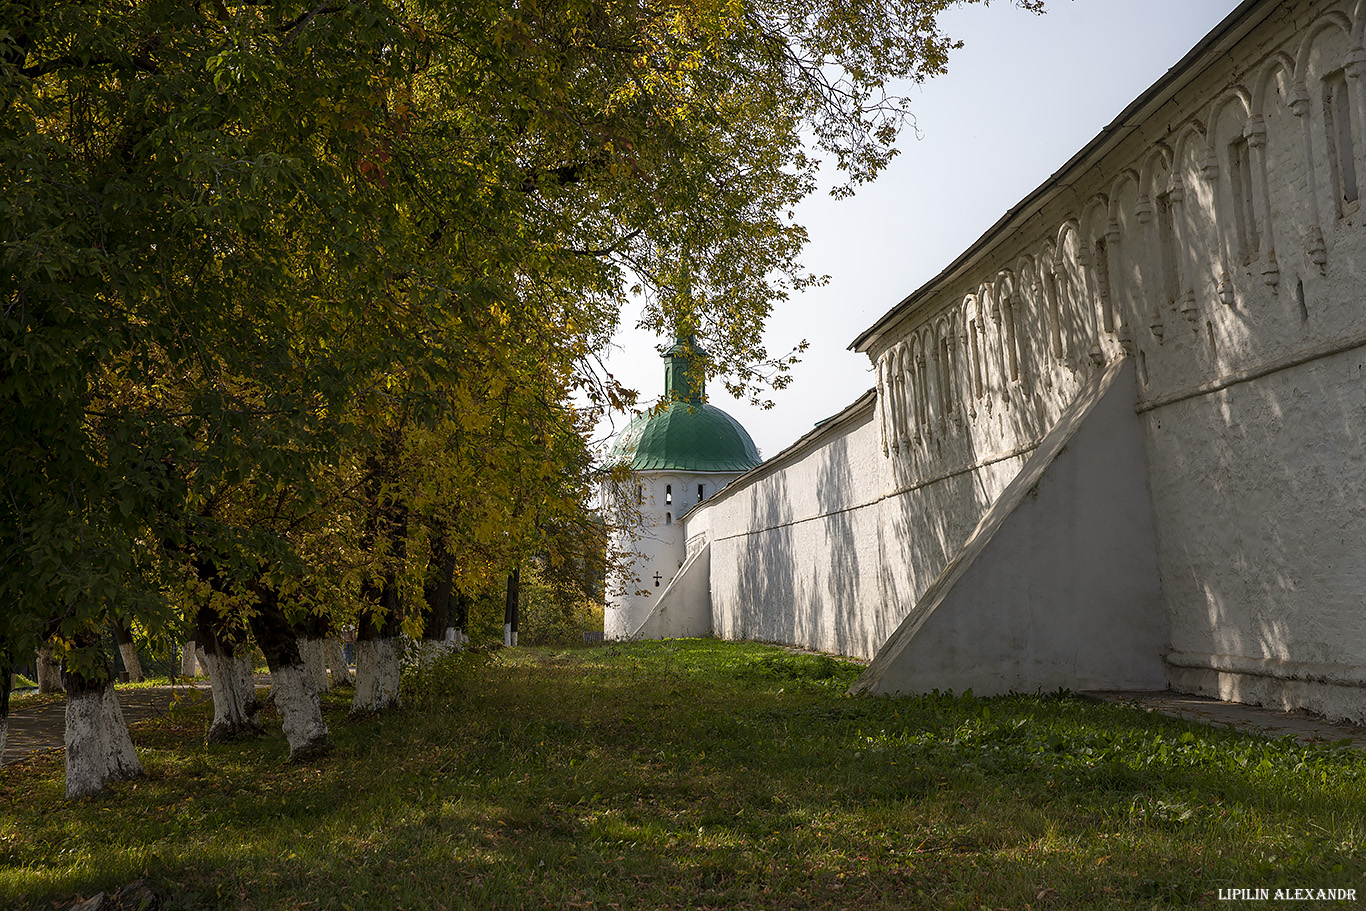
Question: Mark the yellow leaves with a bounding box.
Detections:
[458,406,493,435]
[474,516,505,546]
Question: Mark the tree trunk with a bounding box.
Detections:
[247,582,329,760]
[195,604,262,743]
[180,640,199,677]
[0,651,11,766]
[111,620,144,683]
[354,634,403,708]
[298,635,329,694]
[455,592,472,647]
[296,611,332,694]
[271,662,329,760]
[415,536,456,665]
[64,647,142,799]
[324,637,352,686]
[504,567,520,647]
[353,441,408,712]
[351,577,402,714]
[203,651,261,743]
[36,645,63,693]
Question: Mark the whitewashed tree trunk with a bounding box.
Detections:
[65,681,142,799]
[1,674,9,767]
[117,641,144,682]
[298,637,329,694]
[324,637,352,685]
[180,640,199,677]
[36,646,63,693]
[203,652,262,743]
[351,637,401,714]
[244,579,330,760]
[271,664,330,760]
[111,621,144,683]
[411,638,451,667]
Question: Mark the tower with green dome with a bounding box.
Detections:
[603,337,762,640]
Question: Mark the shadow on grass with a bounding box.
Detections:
[3,640,1364,910]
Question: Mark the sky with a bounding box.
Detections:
[592,0,1238,462]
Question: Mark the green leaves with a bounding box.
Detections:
[2,0,1029,665]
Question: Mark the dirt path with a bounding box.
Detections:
[2,685,213,766]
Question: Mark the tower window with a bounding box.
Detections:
[637,484,644,504]
[665,484,672,505]
[665,512,672,525]
[697,484,705,502]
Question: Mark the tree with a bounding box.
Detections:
[1,0,1041,794]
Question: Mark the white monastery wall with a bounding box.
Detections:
[697,401,893,658]
[683,0,1366,720]
[855,361,1169,697]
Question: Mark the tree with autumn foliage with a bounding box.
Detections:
[0,0,1041,795]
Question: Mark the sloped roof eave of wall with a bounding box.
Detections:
[685,389,877,513]
[848,0,1275,356]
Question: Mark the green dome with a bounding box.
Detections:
[607,400,762,472]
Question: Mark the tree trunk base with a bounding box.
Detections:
[117,641,144,683]
[351,637,402,714]
[204,653,262,743]
[37,646,63,693]
[298,637,329,694]
[324,637,353,686]
[180,641,199,677]
[270,664,329,761]
[65,683,142,799]
[411,638,455,667]
[1,658,9,767]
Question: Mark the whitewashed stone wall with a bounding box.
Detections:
[687,0,1366,721]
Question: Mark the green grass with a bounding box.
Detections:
[3,640,1364,910]
[113,674,207,688]
[7,676,206,711]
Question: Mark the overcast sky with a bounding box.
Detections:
[593,0,1237,462]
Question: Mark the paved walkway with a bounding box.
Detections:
[2,684,213,766]
[1085,690,1366,748]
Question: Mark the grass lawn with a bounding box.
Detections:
[2,639,1363,909]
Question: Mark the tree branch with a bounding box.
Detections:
[21,53,160,79]
[282,2,346,43]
